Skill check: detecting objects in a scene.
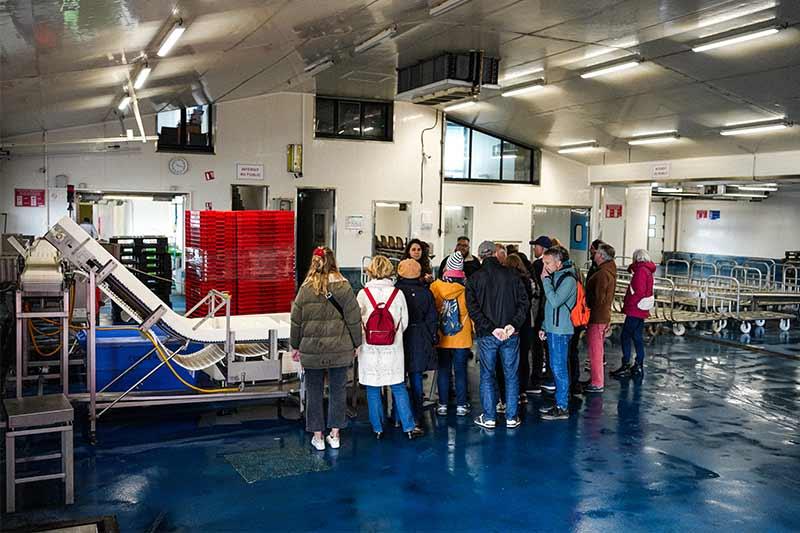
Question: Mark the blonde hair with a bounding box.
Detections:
[302,247,344,296]
[366,255,395,280]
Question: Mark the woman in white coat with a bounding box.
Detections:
[357,255,424,440]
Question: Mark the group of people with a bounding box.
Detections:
[290,235,656,450]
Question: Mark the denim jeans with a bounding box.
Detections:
[408,371,425,418]
[477,334,520,421]
[304,366,348,433]
[437,348,469,407]
[621,316,646,365]
[546,333,572,409]
[366,384,416,433]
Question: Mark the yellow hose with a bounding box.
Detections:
[141,330,239,394]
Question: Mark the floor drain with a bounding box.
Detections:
[224,447,329,483]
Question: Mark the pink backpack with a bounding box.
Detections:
[363,288,400,345]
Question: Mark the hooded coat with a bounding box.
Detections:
[430,278,473,349]
[623,261,657,319]
[395,277,439,373]
[356,278,409,387]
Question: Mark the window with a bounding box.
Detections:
[156,105,214,153]
[444,120,539,184]
[315,97,393,141]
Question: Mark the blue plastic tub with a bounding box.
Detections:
[77,327,206,392]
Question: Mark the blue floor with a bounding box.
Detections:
[4,330,800,532]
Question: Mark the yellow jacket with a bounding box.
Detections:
[430,279,473,349]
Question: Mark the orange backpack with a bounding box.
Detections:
[555,271,590,327]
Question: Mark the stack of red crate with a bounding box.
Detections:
[235,211,296,315]
[183,210,295,316]
[184,211,238,317]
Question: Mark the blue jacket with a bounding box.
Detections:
[542,260,578,335]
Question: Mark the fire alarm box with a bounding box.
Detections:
[287,144,303,175]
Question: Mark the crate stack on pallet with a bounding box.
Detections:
[235,211,296,314]
[185,210,295,316]
[110,236,172,322]
[184,211,238,317]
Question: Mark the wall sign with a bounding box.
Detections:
[15,188,46,207]
[345,215,365,231]
[710,210,721,220]
[237,163,264,181]
[605,204,623,218]
[204,170,215,181]
[696,210,708,219]
[205,202,213,210]
[651,163,671,179]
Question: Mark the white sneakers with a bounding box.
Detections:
[436,404,448,415]
[456,405,470,416]
[311,433,340,451]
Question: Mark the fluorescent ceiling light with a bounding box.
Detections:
[443,100,477,112]
[692,27,780,52]
[354,25,398,53]
[375,202,401,208]
[628,132,680,145]
[657,187,683,193]
[304,56,334,76]
[725,115,784,127]
[134,66,152,90]
[722,193,767,198]
[430,0,470,17]
[720,122,789,136]
[117,95,131,111]
[632,129,677,137]
[696,2,776,29]
[501,79,545,97]
[580,59,640,79]
[104,195,154,201]
[500,65,544,83]
[558,141,599,154]
[157,21,185,57]
[731,184,778,191]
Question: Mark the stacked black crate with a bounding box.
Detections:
[110,236,173,323]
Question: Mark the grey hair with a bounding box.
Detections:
[544,245,569,263]
[632,248,651,263]
[596,243,616,261]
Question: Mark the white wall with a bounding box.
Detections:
[1,93,591,268]
[598,186,626,253]
[624,186,651,259]
[674,193,800,258]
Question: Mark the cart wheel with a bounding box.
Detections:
[755,319,766,327]
[779,319,791,332]
[711,321,723,333]
[740,322,752,334]
[688,321,699,329]
[672,323,686,336]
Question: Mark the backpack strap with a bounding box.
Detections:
[385,287,399,308]
[364,287,379,310]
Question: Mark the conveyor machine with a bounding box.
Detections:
[44,216,297,440]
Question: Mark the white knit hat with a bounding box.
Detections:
[444,251,465,278]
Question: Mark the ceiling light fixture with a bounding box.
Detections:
[720,120,789,136]
[500,65,544,83]
[134,65,152,90]
[692,26,780,52]
[657,187,683,193]
[354,24,398,54]
[721,192,768,199]
[157,20,186,57]
[443,100,477,112]
[628,131,680,145]
[117,95,131,111]
[580,58,641,79]
[501,79,545,97]
[731,184,778,191]
[304,56,334,76]
[696,2,776,29]
[557,141,599,154]
[430,0,470,17]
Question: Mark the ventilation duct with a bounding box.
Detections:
[396,51,500,105]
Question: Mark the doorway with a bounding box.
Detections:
[443,206,474,257]
[531,205,591,267]
[232,184,268,210]
[372,201,411,260]
[296,188,336,284]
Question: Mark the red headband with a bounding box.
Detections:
[313,247,325,258]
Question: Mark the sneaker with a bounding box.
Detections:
[541,406,569,420]
[325,434,340,449]
[506,416,522,429]
[631,364,644,376]
[538,404,553,414]
[407,426,425,440]
[526,386,542,395]
[584,384,604,393]
[456,405,471,416]
[610,364,632,378]
[436,404,448,416]
[474,414,496,429]
[311,435,325,451]
[541,383,556,393]
[496,401,506,414]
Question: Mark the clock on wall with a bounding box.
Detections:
[168,156,189,175]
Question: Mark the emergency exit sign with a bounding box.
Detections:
[15,188,46,207]
[605,204,623,218]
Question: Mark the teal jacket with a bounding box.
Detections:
[542,260,578,335]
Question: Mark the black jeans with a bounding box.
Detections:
[304,366,348,433]
[530,323,549,387]
[568,327,585,392]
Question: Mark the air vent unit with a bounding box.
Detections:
[396,51,500,105]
